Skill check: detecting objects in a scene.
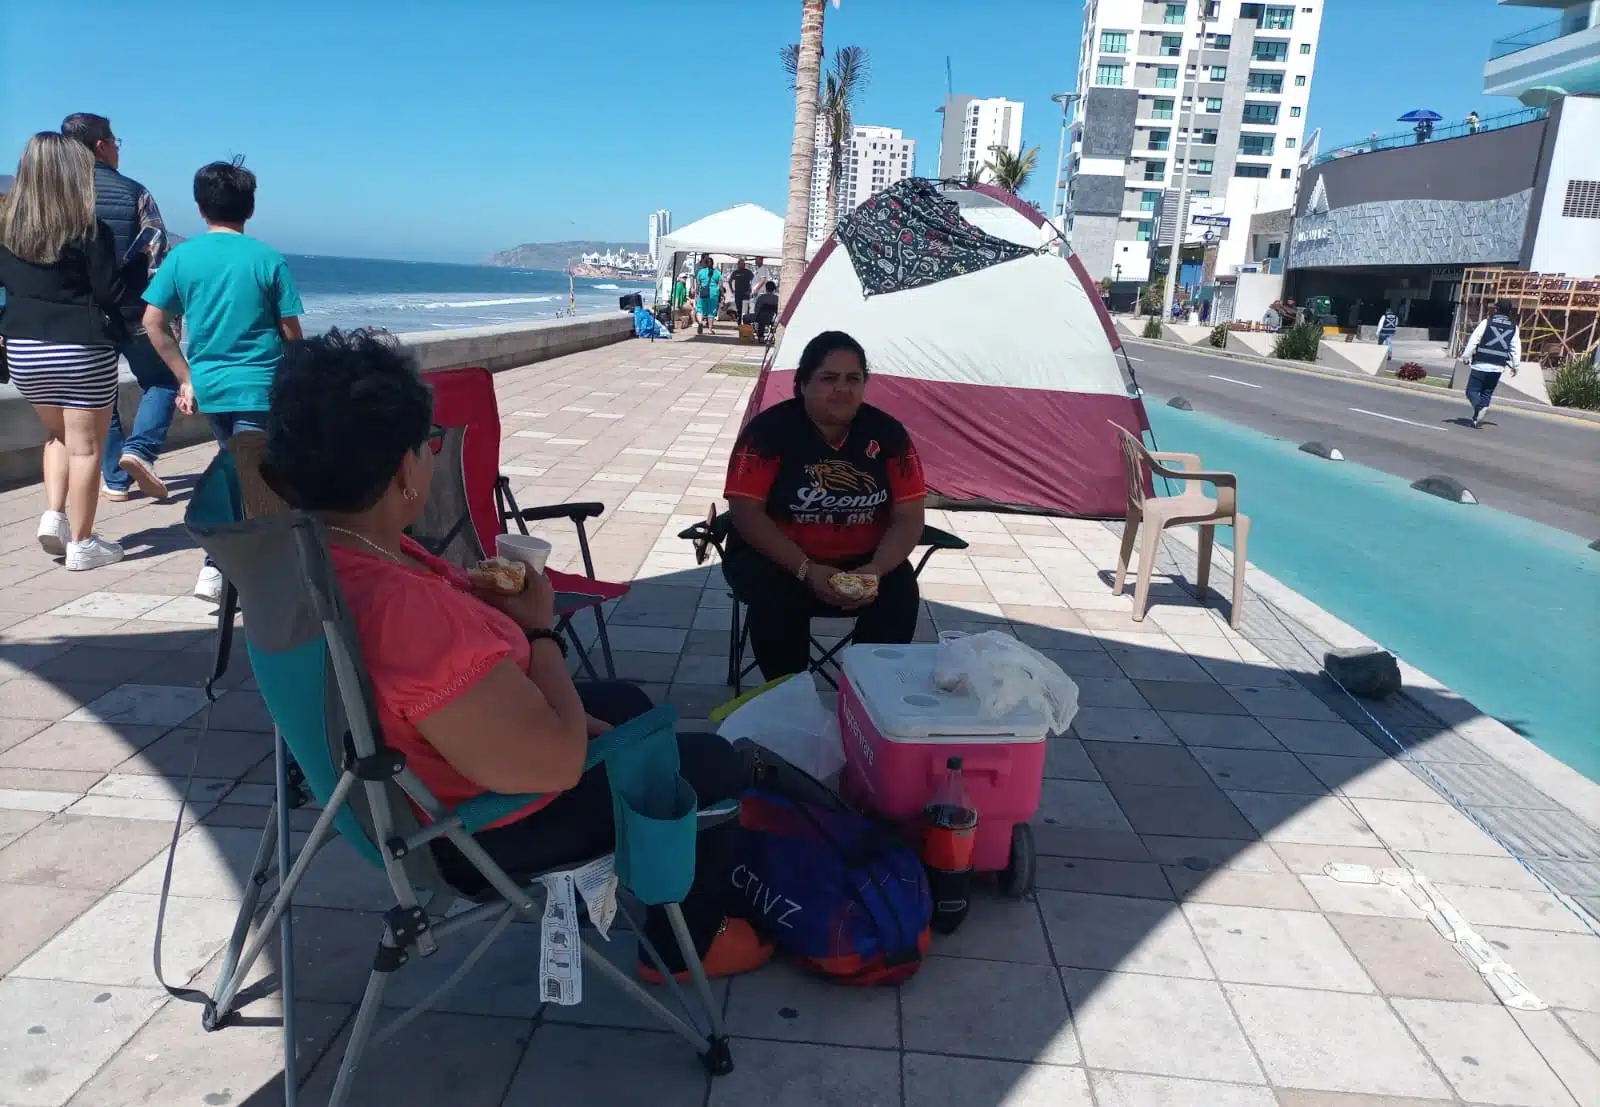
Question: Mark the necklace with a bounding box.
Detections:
[326,525,403,564]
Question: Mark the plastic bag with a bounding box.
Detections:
[716,674,845,782]
[933,630,1080,734]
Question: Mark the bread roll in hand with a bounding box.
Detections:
[829,572,879,602]
[469,556,528,596]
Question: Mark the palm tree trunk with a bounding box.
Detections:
[822,170,839,240]
[780,0,825,309]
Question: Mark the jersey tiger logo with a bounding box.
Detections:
[804,460,877,494]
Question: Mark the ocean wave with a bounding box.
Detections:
[592,283,620,290]
[422,295,560,309]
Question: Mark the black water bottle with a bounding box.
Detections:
[922,757,979,935]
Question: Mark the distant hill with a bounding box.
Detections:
[487,240,647,269]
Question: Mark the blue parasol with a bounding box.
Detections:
[1397,109,1442,122]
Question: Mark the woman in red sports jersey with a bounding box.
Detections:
[723,330,927,679]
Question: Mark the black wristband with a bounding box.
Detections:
[526,628,568,657]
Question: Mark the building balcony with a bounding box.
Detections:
[1484,7,1600,99]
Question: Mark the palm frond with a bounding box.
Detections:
[780,43,800,92]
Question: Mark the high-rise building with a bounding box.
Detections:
[808,123,917,239]
[1063,0,1324,283]
[647,209,671,263]
[936,96,1025,183]
[1484,0,1599,101]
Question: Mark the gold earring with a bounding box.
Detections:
[402,487,419,502]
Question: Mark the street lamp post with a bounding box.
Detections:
[1159,4,1208,323]
[1050,91,1080,237]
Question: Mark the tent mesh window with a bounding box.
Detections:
[835,178,1036,297]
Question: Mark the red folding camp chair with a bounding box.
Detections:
[414,366,628,680]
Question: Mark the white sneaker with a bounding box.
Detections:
[118,454,168,500]
[194,564,224,604]
[65,535,124,571]
[37,511,70,556]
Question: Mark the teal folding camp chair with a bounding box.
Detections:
[178,453,736,1107]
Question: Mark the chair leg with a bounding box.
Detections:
[207,804,281,1025]
[1196,525,1215,600]
[728,602,746,692]
[592,606,618,680]
[1131,524,1161,622]
[274,733,300,1107]
[325,949,399,1107]
[1230,516,1251,630]
[1113,516,1139,596]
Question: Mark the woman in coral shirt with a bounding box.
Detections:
[260,329,769,984]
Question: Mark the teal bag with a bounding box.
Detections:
[596,705,699,906]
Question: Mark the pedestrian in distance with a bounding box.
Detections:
[141,159,303,601]
[730,257,754,326]
[61,112,178,504]
[694,252,721,336]
[1466,111,1481,134]
[1377,306,1399,358]
[1458,299,1520,428]
[0,132,128,569]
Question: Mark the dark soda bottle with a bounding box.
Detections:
[923,756,979,935]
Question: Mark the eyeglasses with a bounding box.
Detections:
[424,423,447,454]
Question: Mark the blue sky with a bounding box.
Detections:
[2,0,1541,263]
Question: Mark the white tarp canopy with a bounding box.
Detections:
[659,203,784,259]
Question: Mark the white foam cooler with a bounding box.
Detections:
[838,643,1046,878]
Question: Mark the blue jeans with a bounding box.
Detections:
[102,334,179,491]
[1466,369,1502,413]
[201,412,268,568]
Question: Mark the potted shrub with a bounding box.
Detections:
[1395,362,1427,381]
[1209,324,1228,348]
[1273,321,1322,363]
[1142,317,1164,340]
[1549,351,1599,410]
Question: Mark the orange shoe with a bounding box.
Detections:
[636,918,774,984]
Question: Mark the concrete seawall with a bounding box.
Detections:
[0,312,636,488]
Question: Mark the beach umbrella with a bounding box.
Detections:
[1397,109,1442,122]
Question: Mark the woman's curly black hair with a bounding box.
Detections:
[262,328,433,513]
[793,330,868,399]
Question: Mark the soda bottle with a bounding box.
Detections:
[922,756,979,935]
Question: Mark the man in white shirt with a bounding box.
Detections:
[1459,299,1520,428]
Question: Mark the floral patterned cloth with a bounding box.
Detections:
[835,178,1035,297]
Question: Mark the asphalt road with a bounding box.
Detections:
[1124,340,1600,538]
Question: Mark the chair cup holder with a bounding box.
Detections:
[612,775,698,906]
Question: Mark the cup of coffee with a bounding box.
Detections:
[495,534,552,573]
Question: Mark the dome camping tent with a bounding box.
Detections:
[746,179,1150,518]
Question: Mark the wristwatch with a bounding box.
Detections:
[526,628,568,657]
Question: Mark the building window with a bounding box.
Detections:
[1156,67,1179,88]
[1165,3,1187,23]
[1160,35,1183,57]
[1151,98,1175,119]
[1239,134,1275,156]
[1210,65,1228,80]
[1253,40,1289,62]
[1140,190,1160,211]
[1285,137,1297,148]
[1294,74,1307,86]
[1137,221,1154,242]
[1241,101,1279,124]
[1204,97,1223,113]
[1100,30,1128,52]
[1263,5,1295,28]
[1149,129,1171,151]
[1235,164,1271,178]
[1209,33,1232,47]
[1192,189,1210,197]
[1562,180,1600,219]
[1281,168,1293,178]
[1196,129,1219,144]
[1290,105,1302,117]
[1191,159,1215,173]
[1299,42,1312,54]
[1144,159,1167,180]
[1247,71,1284,93]
[1096,62,1125,85]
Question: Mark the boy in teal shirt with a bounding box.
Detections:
[144,160,302,601]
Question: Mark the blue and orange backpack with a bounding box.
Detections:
[730,742,932,985]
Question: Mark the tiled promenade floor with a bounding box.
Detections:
[1,330,1597,1107]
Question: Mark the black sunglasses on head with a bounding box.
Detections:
[423,423,446,453]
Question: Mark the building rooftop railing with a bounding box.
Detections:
[1312,106,1547,165]
[1489,18,1566,60]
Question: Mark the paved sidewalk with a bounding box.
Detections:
[1,330,1597,1107]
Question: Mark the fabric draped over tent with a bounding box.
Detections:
[837,179,1036,296]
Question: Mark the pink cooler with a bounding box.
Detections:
[838,644,1042,895]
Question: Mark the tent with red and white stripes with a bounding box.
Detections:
[745,179,1148,518]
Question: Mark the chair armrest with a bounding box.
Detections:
[1147,455,1237,488]
[518,501,605,523]
[1148,450,1202,471]
[919,524,970,551]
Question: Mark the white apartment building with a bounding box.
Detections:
[1484,0,1599,100]
[647,209,671,264]
[808,123,917,239]
[936,96,1025,183]
[1063,0,1324,283]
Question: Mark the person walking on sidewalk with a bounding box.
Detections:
[61,113,177,502]
[0,133,128,570]
[1459,298,1521,428]
[142,160,303,601]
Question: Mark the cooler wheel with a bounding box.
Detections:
[998,824,1036,898]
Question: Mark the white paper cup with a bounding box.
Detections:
[495,534,552,573]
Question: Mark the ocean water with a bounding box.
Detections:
[287,254,652,334]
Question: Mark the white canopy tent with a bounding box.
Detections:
[652,203,821,305]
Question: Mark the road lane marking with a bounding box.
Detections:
[1208,374,1263,388]
[1349,407,1436,429]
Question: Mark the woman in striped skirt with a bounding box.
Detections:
[0,132,129,569]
